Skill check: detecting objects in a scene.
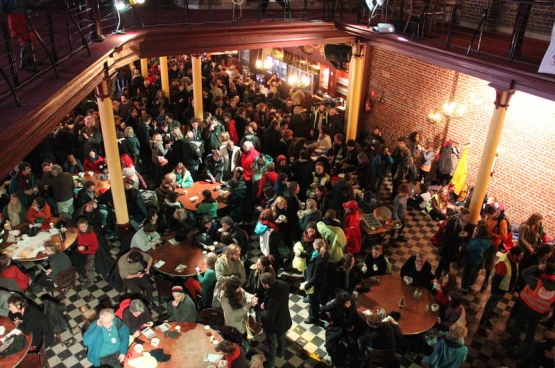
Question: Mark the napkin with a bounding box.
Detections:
[150,348,171,362]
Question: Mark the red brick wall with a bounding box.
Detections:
[364,47,555,233]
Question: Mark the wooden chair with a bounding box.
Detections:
[153,274,174,307]
[365,348,396,367]
[50,266,78,300]
[200,308,225,332]
[17,335,50,368]
[221,325,245,346]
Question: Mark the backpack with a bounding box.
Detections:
[496,214,516,252]
[0,334,26,356]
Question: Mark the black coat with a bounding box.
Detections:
[261,280,292,335]
[9,303,53,348]
[304,253,327,292]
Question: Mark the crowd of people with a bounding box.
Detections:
[0,56,553,368]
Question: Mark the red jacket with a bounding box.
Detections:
[1,265,30,291]
[257,171,278,198]
[240,148,259,181]
[344,211,361,254]
[77,227,99,255]
[26,203,52,223]
[84,156,105,172]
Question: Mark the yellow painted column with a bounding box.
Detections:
[191,54,204,121]
[159,56,170,104]
[468,87,515,225]
[140,58,148,78]
[345,43,367,141]
[95,77,129,225]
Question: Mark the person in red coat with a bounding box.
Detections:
[257,162,278,200]
[0,254,31,291]
[83,149,106,172]
[342,200,361,254]
[72,218,99,287]
[25,196,53,224]
[239,141,259,182]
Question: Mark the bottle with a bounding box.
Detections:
[399,296,404,309]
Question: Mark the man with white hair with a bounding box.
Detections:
[83,308,130,368]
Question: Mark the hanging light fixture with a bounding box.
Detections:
[263,55,273,70]
[255,49,263,69]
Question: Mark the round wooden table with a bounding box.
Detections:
[176,182,228,212]
[74,171,111,196]
[356,275,439,335]
[124,322,223,367]
[0,218,77,261]
[0,316,32,367]
[149,237,207,277]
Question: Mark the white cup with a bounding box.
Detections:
[88,171,94,176]
[49,222,54,229]
[175,325,181,333]
[363,309,371,317]
[21,234,29,240]
[0,326,5,335]
[134,344,144,353]
[431,303,440,312]
[218,360,227,368]
[204,325,211,335]
[151,337,160,347]
[78,172,85,178]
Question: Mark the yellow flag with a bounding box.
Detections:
[451,147,468,195]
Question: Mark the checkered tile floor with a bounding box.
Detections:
[17,177,527,368]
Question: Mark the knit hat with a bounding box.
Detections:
[342,200,358,210]
[171,286,185,294]
[124,178,135,185]
[276,155,287,162]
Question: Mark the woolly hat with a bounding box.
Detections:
[171,286,185,294]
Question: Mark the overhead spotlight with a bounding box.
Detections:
[115,0,126,10]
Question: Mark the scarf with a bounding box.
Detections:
[225,344,241,367]
[310,250,320,261]
[7,202,22,226]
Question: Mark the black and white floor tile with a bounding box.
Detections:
[16,180,533,368]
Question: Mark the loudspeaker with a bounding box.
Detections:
[324,44,352,63]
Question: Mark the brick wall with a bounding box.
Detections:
[364,47,555,233]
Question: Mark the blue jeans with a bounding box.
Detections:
[265,332,285,368]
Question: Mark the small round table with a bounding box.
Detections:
[124,322,223,367]
[149,237,207,277]
[0,218,77,261]
[176,182,228,212]
[0,316,32,367]
[356,275,439,335]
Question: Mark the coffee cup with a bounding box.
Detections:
[78,172,85,178]
[134,344,144,353]
[151,337,160,347]
[431,303,440,312]
[403,276,413,285]
[205,325,211,335]
[88,171,94,177]
[175,325,181,334]
[21,234,29,240]
[363,309,371,317]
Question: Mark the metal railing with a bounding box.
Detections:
[0,0,553,106]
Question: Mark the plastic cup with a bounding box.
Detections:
[151,337,160,347]
[205,325,211,336]
[175,325,181,334]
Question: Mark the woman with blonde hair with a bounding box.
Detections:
[422,322,468,368]
[173,162,194,188]
[300,238,327,324]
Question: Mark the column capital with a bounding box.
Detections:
[488,81,515,109]
[191,53,202,58]
[95,78,111,101]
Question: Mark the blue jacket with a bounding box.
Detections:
[465,236,491,267]
[423,337,467,368]
[83,317,130,366]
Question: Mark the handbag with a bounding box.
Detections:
[246,308,263,337]
[0,334,26,356]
